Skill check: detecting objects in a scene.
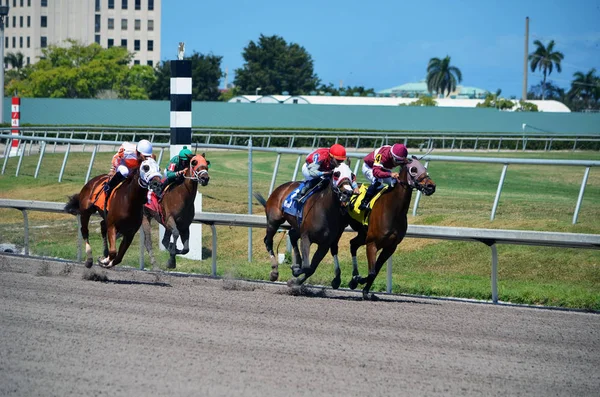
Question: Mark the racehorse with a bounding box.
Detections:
[347,157,436,300]
[141,153,210,270]
[64,159,162,269]
[254,162,355,287]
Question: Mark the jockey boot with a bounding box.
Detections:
[104,172,125,198]
[358,182,381,211]
[294,179,318,203]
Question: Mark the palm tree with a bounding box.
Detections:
[426,56,462,97]
[528,40,564,100]
[4,51,24,70]
[568,69,599,109]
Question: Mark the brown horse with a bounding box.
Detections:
[254,162,355,287]
[64,159,162,268]
[141,153,210,269]
[346,157,436,300]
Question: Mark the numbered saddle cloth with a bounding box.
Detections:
[348,184,389,225]
[282,181,320,225]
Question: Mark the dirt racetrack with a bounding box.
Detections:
[1,254,599,397]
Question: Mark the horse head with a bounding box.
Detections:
[404,157,436,196]
[189,153,210,186]
[331,162,356,207]
[140,158,163,194]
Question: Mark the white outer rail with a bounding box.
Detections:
[1,199,598,303]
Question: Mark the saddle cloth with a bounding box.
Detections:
[282,181,319,225]
[91,178,126,213]
[348,184,389,225]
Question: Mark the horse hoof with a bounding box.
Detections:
[331,278,341,290]
[291,266,303,278]
[269,270,279,282]
[348,277,358,290]
[363,292,379,301]
[85,259,93,268]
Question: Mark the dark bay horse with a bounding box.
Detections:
[142,153,210,269]
[64,159,162,268]
[254,162,355,287]
[347,157,436,300]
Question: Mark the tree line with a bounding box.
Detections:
[4,35,598,112]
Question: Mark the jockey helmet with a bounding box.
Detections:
[137,139,153,156]
[391,143,408,162]
[179,146,194,161]
[329,143,347,161]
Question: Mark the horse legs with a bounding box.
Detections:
[290,243,330,287]
[161,229,172,251]
[141,216,158,270]
[98,224,118,267]
[100,219,109,258]
[359,244,397,300]
[292,234,311,278]
[80,211,94,268]
[348,230,367,290]
[330,229,345,289]
[167,225,180,269]
[288,228,302,276]
[105,233,135,269]
[178,225,190,255]
[263,222,281,281]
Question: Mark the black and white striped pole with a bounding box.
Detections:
[162,43,203,261]
[169,42,192,159]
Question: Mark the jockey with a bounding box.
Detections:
[162,146,194,190]
[295,143,358,203]
[358,143,409,210]
[145,146,194,214]
[104,139,154,197]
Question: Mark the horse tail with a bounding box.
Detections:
[253,192,267,208]
[64,194,80,216]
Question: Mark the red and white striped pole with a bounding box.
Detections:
[9,96,20,157]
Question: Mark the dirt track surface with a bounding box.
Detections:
[1,255,599,397]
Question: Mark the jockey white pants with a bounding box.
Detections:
[362,163,395,186]
[116,164,130,177]
[301,163,320,181]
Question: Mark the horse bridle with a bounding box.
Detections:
[332,176,353,206]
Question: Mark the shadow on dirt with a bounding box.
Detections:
[277,285,437,306]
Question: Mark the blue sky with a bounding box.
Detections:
[162,0,600,97]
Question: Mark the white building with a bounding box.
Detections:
[2,0,161,67]
[228,95,571,112]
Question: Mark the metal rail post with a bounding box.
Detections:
[58,140,72,183]
[292,155,301,181]
[2,138,10,174]
[248,137,253,262]
[211,224,217,276]
[76,215,82,262]
[139,228,145,270]
[85,144,98,183]
[34,141,46,178]
[21,209,29,255]
[386,257,392,293]
[15,141,25,176]
[491,243,498,303]
[491,164,509,221]
[572,167,590,224]
[269,153,281,195]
